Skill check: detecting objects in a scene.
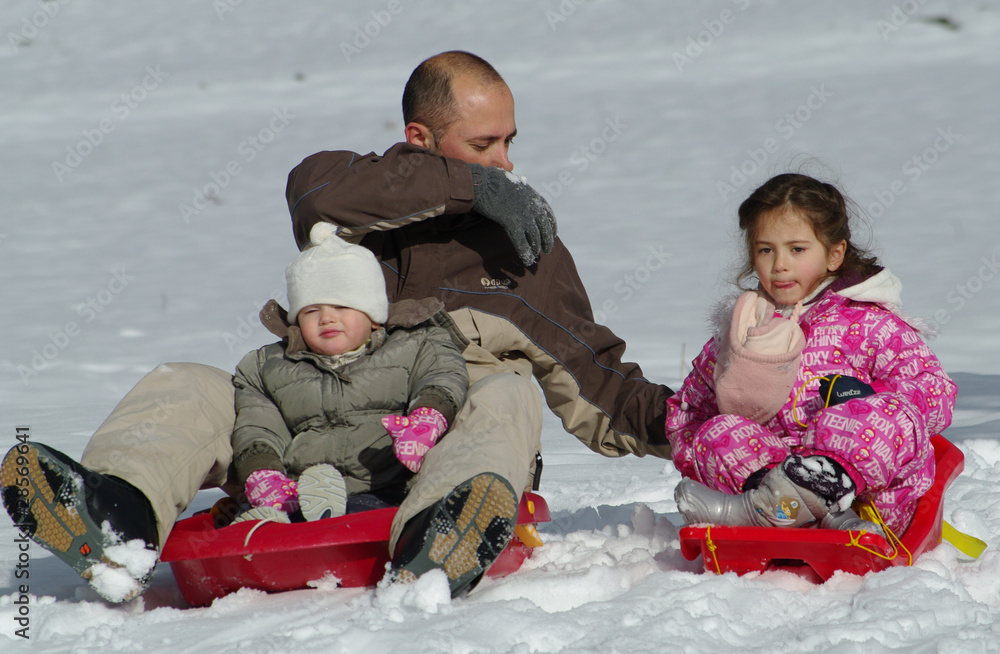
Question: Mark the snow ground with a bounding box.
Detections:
[1,1,999,652]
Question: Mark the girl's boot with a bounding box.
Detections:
[675,454,862,529]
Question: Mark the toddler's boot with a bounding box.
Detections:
[297,464,348,521]
[233,504,292,524]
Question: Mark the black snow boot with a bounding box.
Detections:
[389,473,518,598]
[1,442,159,602]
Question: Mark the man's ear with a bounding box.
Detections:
[404,122,435,150]
[828,240,847,272]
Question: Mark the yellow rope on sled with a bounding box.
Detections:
[705,525,721,575]
[792,375,841,428]
[844,504,987,563]
[843,501,912,565]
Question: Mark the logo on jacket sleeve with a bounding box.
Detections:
[481,277,513,290]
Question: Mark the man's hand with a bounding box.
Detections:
[469,164,557,266]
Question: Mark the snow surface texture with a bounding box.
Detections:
[2,1,1000,652]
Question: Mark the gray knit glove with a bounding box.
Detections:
[469,164,557,266]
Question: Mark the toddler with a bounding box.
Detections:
[231,222,469,522]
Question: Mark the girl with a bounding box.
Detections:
[668,173,956,536]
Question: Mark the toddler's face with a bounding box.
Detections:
[753,207,845,306]
[297,305,377,356]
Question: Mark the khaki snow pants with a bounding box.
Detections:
[81,353,542,552]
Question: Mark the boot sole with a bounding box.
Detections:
[1,444,150,602]
[233,505,291,524]
[297,464,348,521]
[392,473,517,597]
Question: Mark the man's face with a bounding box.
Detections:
[418,75,517,171]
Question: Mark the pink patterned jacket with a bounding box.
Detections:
[666,269,956,533]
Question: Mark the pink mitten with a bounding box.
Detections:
[382,407,447,473]
[245,469,300,512]
[715,291,806,424]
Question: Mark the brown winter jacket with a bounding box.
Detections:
[285,143,672,458]
[231,297,470,497]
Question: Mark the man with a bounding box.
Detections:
[288,51,672,592]
[1,51,672,602]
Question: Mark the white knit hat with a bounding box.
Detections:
[285,222,388,324]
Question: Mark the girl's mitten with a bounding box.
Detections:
[715,291,806,423]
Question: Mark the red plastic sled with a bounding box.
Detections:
[161,491,550,607]
[679,435,963,582]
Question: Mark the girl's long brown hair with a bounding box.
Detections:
[736,173,880,289]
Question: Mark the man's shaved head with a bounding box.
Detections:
[402,51,506,143]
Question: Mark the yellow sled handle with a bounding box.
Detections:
[515,524,544,548]
[942,521,987,559]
